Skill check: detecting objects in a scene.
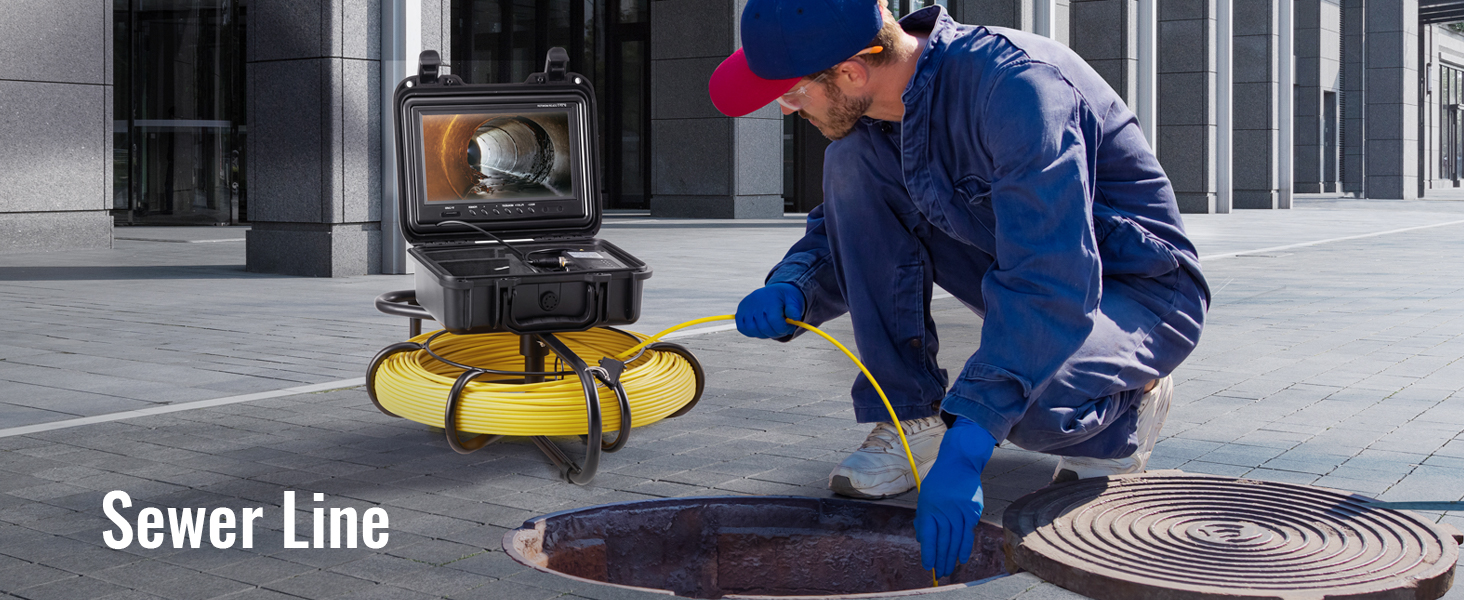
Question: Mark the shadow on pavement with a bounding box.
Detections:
[0,265,285,281]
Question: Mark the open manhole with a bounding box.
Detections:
[1005,473,1459,600]
[503,496,1009,598]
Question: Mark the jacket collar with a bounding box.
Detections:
[899,6,959,105]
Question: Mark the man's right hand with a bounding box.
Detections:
[735,283,805,338]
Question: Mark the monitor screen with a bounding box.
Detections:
[418,109,577,204]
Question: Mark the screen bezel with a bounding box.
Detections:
[400,93,597,240]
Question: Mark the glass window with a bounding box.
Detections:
[1442,64,1464,181]
[452,0,650,208]
[619,0,647,24]
[114,0,246,225]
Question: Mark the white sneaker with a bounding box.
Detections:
[1053,375,1173,484]
[828,415,946,499]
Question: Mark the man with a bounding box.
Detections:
[707,0,1210,578]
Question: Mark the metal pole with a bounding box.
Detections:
[381,0,405,274]
[1279,0,1294,208]
[1035,0,1057,38]
[127,0,137,226]
[1419,24,1429,199]
[381,0,423,274]
[1217,0,1233,213]
[1137,0,1157,153]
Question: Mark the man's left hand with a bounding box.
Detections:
[915,416,996,578]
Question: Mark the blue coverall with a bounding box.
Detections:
[766,7,1211,460]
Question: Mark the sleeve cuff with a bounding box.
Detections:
[941,365,1033,443]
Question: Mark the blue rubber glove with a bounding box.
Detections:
[916,416,997,579]
[735,283,805,339]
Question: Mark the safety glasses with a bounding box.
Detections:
[776,73,831,112]
[775,46,884,112]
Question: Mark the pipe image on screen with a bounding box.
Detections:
[420,111,574,202]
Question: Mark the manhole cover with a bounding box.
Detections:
[504,496,1009,598]
[1004,473,1458,600]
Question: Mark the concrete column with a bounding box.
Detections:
[246,0,382,276]
[1233,0,1282,208]
[0,0,113,254]
[1340,0,1364,196]
[951,0,1040,30]
[1069,0,1139,105]
[1055,0,1072,46]
[1158,1,1219,213]
[1293,0,1324,193]
[1364,1,1418,199]
[648,0,783,218]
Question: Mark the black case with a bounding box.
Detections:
[393,49,650,335]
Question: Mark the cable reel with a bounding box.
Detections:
[368,290,705,484]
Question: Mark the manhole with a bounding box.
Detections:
[503,496,1009,598]
[1004,473,1459,600]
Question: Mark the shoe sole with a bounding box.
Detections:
[828,475,913,500]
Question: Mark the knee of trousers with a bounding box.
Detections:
[1002,402,1132,454]
[1004,415,1081,453]
[1003,385,1145,456]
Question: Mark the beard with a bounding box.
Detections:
[802,81,873,141]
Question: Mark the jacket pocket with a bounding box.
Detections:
[953,175,992,205]
[953,175,997,238]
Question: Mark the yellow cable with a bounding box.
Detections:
[617,316,922,492]
[375,316,923,486]
[624,316,936,587]
[372,316,937,586]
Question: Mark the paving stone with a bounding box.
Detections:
[384,539,485,566]
[8,575,127,600]
[132,572,254,600]
[261,570,377,599]
[208,556,317,586]
[211,589,300,600]
[451,578,562,600]
[326,553,432,583]
[441,549,523,579]
[386,566,498,596]
[0,562,75,591]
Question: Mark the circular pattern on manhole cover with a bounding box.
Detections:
[1003,473,1458,600]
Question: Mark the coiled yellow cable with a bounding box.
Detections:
[373,328,699,436]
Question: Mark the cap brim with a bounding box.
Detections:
[709,48,802,117]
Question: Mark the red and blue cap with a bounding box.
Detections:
[709,0,884,117]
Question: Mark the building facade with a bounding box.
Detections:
[2,0,1462,274]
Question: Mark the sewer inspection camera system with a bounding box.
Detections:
[368,49,707,484]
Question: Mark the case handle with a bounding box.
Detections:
[543,47,569,81]
[419,50,442,84]
[502,286,602,334]
[526,47,572,84]
[414,49,463,86]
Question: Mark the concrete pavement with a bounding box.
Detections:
[3,198,1464,599]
